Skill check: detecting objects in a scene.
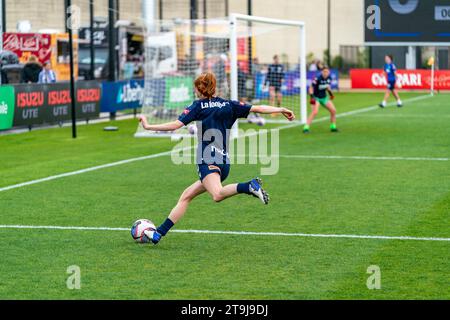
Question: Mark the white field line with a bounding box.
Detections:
[179,154,449,162]
[0,224,448,242]
[278,155,449,162]
[0,95,433,193]
[0,147,191,193]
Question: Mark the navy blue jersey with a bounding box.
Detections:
[178,97,252,165]
[384,63,397,82]
[265,64,284,86]
[312,75,331,99]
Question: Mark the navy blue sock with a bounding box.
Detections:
[237,181,251,195]
[157,218,174,236]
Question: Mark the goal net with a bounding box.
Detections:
[230,14,307,127]
[135,14,306,138]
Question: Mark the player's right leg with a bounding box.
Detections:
[392,89,402,107]
[202,172,269,205]
[144,181,206,245]
[379,90,390,108]
[276,89,283,108]
[303,102,320,133]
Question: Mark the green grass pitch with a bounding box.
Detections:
[0,92,449,299]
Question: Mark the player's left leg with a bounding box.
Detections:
[303,102,320,133]
[276,89,283,108]
[325,101,338,132]
[269,86,276,106]
[144,180,206,244]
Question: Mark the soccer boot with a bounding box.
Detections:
[143,229,162,245]
[249,178,270,205]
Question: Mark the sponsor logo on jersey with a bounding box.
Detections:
[183,109,190,115]
[200,100,229,109]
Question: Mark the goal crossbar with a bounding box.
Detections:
[231,13,306,27]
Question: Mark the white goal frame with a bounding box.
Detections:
[229,13,307,137]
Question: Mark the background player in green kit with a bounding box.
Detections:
[303,66,338,134]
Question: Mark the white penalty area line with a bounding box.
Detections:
[0,95,434,194]
[0,224,448,242]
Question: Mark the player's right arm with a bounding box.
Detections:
[265,66,271,87]
[309,84,314,95]
[309,79,317,104]
[140,100,201,131]
[383,64,389,77]
[139,117,184,131]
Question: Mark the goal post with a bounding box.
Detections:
[229,13,307,136]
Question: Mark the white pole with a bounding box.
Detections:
[230,14,239,138]
[300,25,307,124]
[142,0,156,33]
[431,60,435,97]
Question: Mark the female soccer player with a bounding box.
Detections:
[139,72,295,245]
[303,66,338,134]
[379,55,402,108]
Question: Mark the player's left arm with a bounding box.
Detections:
[139,116,184,131]
[251,105,295,121]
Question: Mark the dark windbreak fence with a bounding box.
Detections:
[0,81,101,131]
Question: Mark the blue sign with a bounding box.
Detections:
[101,79,165,112]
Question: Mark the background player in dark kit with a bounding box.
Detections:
[304,66,338,134]
[265,55,285,108]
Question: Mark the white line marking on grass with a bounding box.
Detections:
[278,155,449,162]
[0,95,433,193]
[0,147,191,193]
[0,224,449,242]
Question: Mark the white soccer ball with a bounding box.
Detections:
[256,117,266,127]
[131,219,156,243]
[188,124,198,135]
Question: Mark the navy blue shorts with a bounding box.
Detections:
[270,84,282,93]
[197,163,230,182]
[387,80,396,91]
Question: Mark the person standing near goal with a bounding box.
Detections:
[138,72,295,245]
[379,55,402,108]
[265,55,285,108]
[303,66,338,134]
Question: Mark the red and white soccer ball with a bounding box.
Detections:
[131,219,156,243]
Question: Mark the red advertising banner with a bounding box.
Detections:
[350,69,450,91]
[2,33,52,64]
